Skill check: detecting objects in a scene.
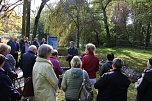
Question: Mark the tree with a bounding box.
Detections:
[32,0,49,40]
[0,0,22,19]
[99,0,112,47]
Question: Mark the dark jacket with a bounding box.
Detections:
[0,69,20,101]
[100,61,113,76]
[94,69,130,101]
[136,68,152,101]
[20,51,36,78]
[32,41,40,48]
[3,58,18,80]
[7,40,16,55]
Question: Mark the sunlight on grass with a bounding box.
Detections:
[57,47,152,101]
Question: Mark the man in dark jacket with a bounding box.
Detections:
[0,54,20,101]
[99,53,114,76]
[135,57,152,101]
[67,41,78,68]
[32,38,40,49]
[20,45,37,81]
[94,58,130,101]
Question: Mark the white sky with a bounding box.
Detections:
[14,0,59,16]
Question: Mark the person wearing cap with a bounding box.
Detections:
[94,58,130,101]
[135,58,152,101]
[50,49,63,88]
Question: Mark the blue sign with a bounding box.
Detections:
[48,36,58,49]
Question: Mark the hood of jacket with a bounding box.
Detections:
[70,68,82,78]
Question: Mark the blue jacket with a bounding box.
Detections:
[7,40,16,55]
[0,69,20,101]
[20,51,36,78]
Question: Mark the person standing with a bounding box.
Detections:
[32,44,58,101]
[14,38,20,68]
[7,38,16,57]
[0,43,18,80]
[20,45,37,82]
[61,56,91,101]
[135,58,152,101]
[40,38,47,45]
[32,38,40,49]
[67,41,78,68]
[50,49,63,88]
[94,58,130,101]
[82,43,99,86]
[99,53,114,76]
[0,54,20,101]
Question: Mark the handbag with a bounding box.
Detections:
[22,77,34,97]
[78,70,92,101]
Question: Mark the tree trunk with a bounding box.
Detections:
[100,1,111,47]
[32,0,48,40]
[26,0,31,38]
[22,0,27,38]
[145,23,150,49]
[94,29,100,47]
[76,7,80,48]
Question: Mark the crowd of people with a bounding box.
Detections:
[0,38,151,101]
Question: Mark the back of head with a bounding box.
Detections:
[0,43,9,55]
[38,44,53,59]
[71,56,81,68]
[28,45,37,52]
[0,54,5,66]
[148,57,152,66]
[113,58,124,69]
[51,49,58,56]
[70,41,75,47]
[107,53,114,61]
[86,43,96,53]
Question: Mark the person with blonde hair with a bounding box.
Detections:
[82,43,99,86]
[62,56,91,101]
[32,44,58,101]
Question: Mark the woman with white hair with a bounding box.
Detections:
[61,56,91,101]
[0,43,18,80]
[32,44,58,101]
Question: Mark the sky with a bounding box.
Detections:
[13,0,59,16]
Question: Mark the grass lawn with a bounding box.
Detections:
[57,47,152,101]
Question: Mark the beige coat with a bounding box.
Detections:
[32,57,58,101]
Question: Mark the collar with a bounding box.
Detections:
[28,50,35,54]
[50,56,56,59]
[36,57,52,65]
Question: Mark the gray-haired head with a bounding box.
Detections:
[112,58,124,69]
[38,44,53,59]
[86,43,96,53]
[0,43,9,56]
[28,45,37,54]
[70,56,82,68]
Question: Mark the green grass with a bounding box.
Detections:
[95,48,152,72]
[57,47,152,101]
